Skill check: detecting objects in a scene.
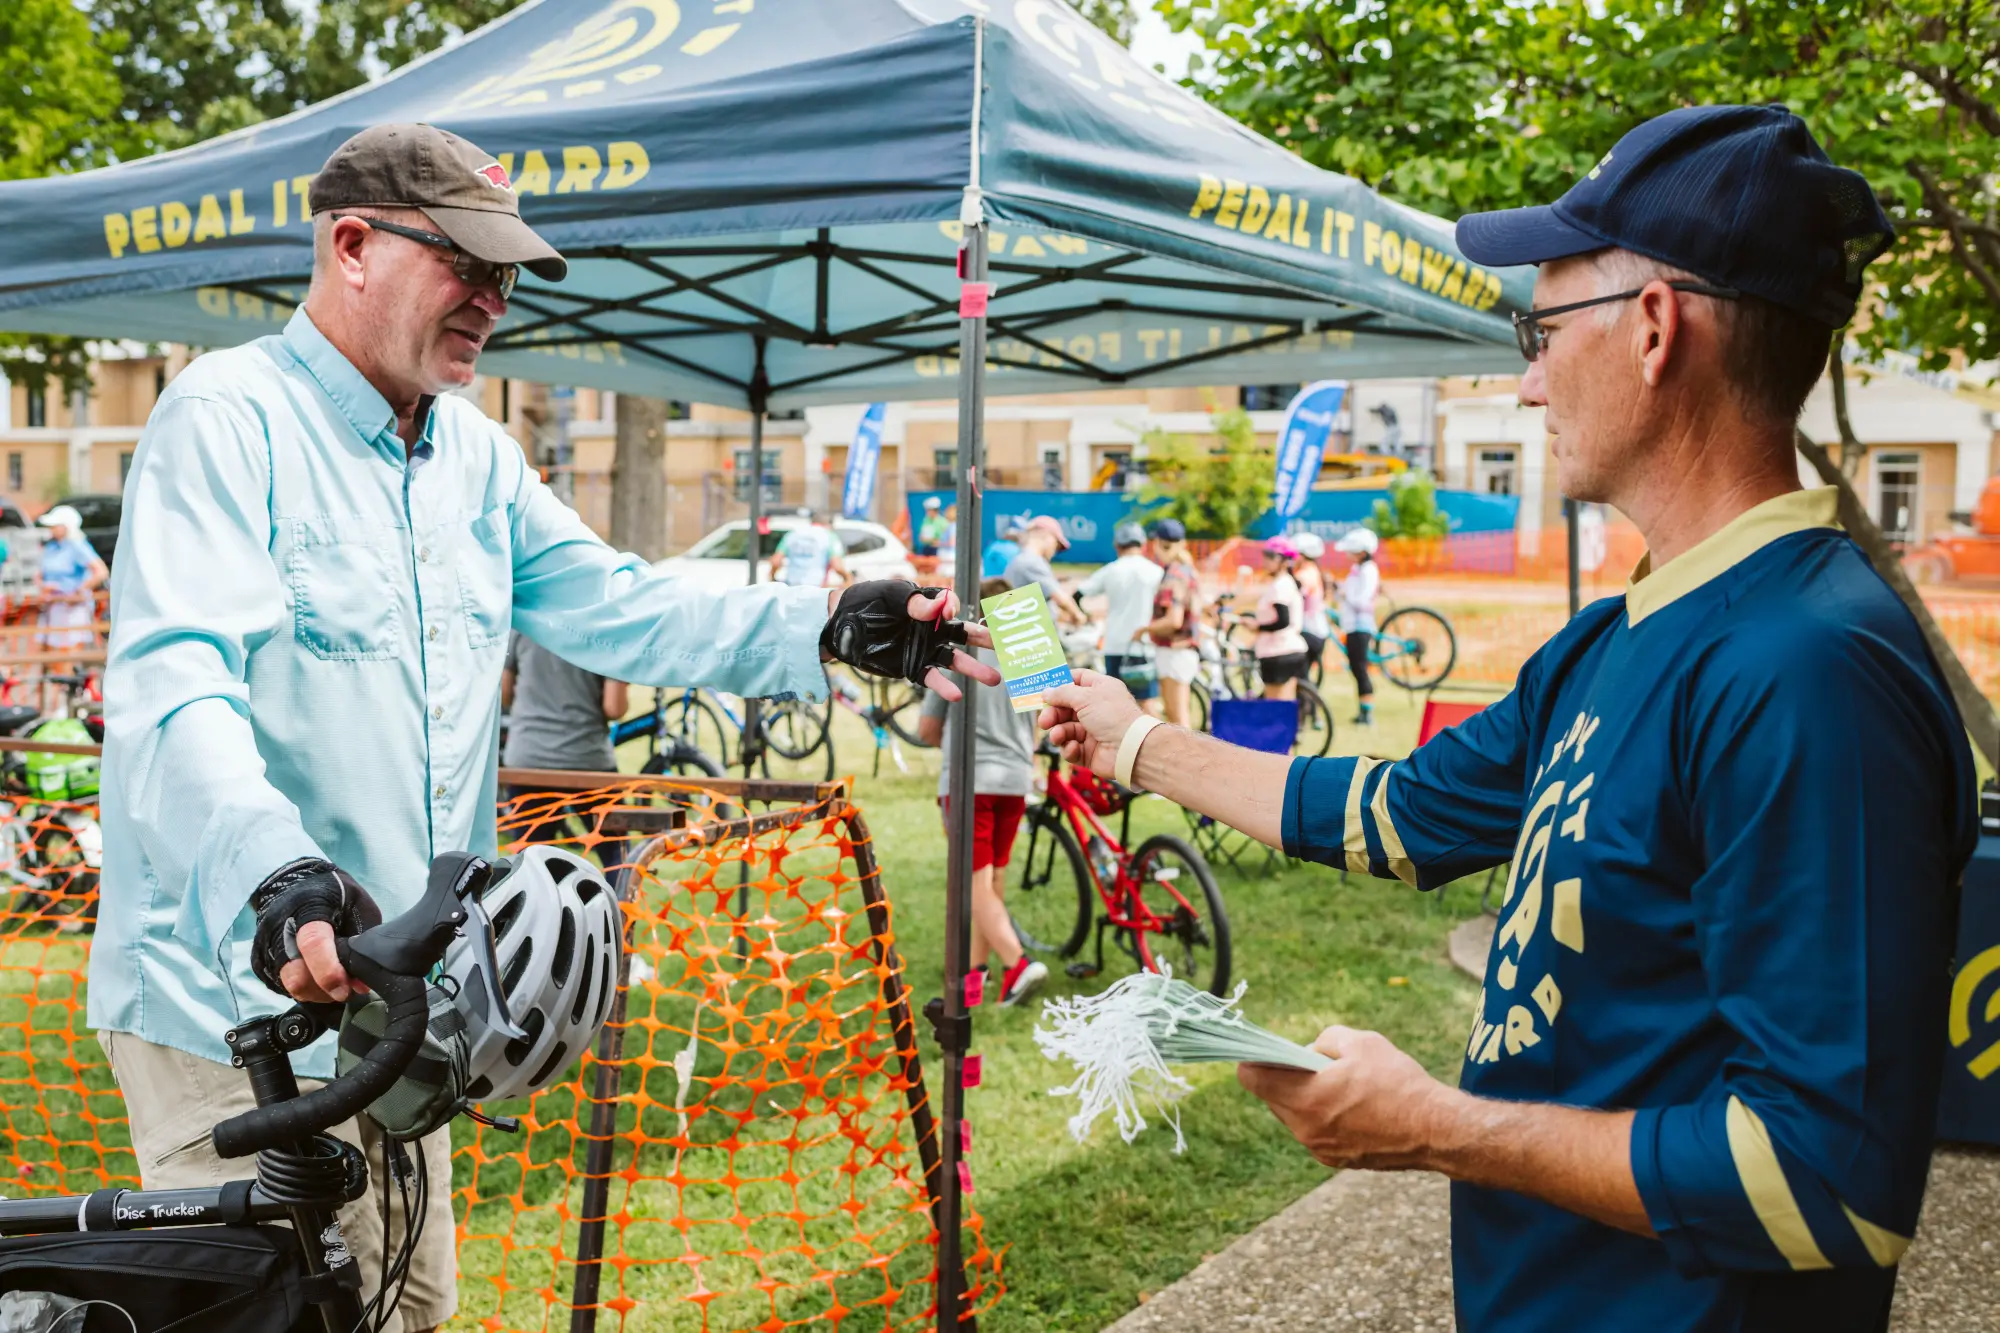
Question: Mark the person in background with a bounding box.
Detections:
[918,578,1050,1008]
[938,502,959,570]
[1335,528,1381,725]
[36,504,106,654]
[1291,531,1331,683]
[1245,537,1307,701]
[769,511,849,588]
[1004,515,1089,628]
[1080,522,1164,714]
[982,521,1023,580]
[1144,518,1202,729]
[501,631,630,852]
[916,496,948,557]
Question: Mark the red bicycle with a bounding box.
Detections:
[1012,745,1231,996]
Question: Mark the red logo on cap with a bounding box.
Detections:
[478,163,512,190]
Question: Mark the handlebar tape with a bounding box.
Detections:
[210,948,428,1159]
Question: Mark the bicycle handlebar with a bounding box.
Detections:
[210,853,489,1159]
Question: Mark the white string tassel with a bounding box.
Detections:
[1034,968,1330,1154]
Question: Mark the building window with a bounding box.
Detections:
[1875,452,1921,543]
[25,385,44,429]
[1474,447,1518,496]
[120,451,134,484]
[768,407,805,422]
[1098,449,1133,490]
[6,453,20,493]
[154,365,167,399]
[1240,384,1301,411]
[1041,446,1065,490]
[932,448,958,491]
[667,400,691,421]
[732,447,782,503]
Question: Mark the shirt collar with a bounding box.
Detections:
[1625,487,1840,625]
[282,309,438,461]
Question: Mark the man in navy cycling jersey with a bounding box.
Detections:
[1035,105,1976,1332]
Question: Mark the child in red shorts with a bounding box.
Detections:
[919,579,1049,1007]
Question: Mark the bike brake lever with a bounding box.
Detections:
[459,895,530,1043]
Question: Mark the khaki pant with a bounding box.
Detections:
[101,1029,457,1333]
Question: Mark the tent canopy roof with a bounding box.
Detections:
[0,0,1533,408]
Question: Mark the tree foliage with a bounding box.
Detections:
[1157,0,1999,367]
[1067,0,1137,46]
[1137,407,1275,537]
[1366,470,1451,540]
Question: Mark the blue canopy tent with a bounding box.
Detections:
[0,3,1532,1325]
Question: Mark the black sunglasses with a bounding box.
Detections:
[332,214,519,299]
[1513,281,1739,361]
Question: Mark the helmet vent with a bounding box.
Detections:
[545,853,586,885]
[466,1074,493,1101]
[528,1041,571,1090]
[572,934,598,1025]
[491,891,525,942]
[592,952,614,1031]
[574,874,605,905]
[505,1007,546,1065]
[552,908,578,987]
[502,938,533,998]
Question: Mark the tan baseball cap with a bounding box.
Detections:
[310,123,567,281]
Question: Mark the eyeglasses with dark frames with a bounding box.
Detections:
[331,214,520,300]
[1513,281,1739,361]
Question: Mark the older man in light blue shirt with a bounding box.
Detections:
[91,123,990,1332]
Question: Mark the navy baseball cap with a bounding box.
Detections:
[1456,105,1892,328]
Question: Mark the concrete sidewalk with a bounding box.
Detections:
[1104,1149,2000,1332]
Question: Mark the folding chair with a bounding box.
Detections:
[1413,698,1510,911]
[1184,698,1299,875]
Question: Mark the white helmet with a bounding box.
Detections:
[446,845,622,1102]
[1336,528,1380,556]
[1292,532,1325,560]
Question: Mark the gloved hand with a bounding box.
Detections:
[820,579,974,689]
[249,857,382,1001]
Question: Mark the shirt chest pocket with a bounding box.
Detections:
[457,507,512,650]
[289,529,403,661]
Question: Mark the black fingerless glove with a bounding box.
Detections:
[820,579,970,688]
[248,857,382,995]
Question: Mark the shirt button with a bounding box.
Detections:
[433,783,447,800]
[427,625,440,642]
[431,705,444,721]
[418,547,430,562]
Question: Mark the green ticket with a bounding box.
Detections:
[980,584,1074,712]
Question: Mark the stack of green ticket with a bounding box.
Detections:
[980,584,1075,712]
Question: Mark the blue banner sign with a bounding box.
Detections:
[1272,381,1348,518]
[842,403,886,519]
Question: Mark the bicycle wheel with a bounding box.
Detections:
[1294,681,1335,757]
[1012,803,1092,959]
[762,695,830,760]
[661,692,733,768]
[883,683,935,749]
[1190,678,1211,733]
[1375,606,1458,690]
[1128,834,1231,996]
[31,817,99,930]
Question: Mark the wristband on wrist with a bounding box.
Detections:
[1115,715,1164,790]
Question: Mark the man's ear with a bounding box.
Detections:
[1634,279,1684,389]
[328,217,370,291]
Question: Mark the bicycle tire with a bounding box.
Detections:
[1375,606,1458,691]
[1128,833,1231,996]
[1294,681,1335,757]
[660,692,733,769]
[1190,678,1211,733]
[762,695,830,761]
[1012,803,1092,960]
[883,683,935,749]
[30,819,98,929]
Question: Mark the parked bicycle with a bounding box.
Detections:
[1188,594,1335,757]
[619,686,835,779]
[1012,743,1230,996]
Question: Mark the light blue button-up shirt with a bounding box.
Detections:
[91,309,831,1073]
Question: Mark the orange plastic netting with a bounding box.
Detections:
[0,777,1001,1332]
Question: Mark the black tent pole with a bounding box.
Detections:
[742,336,770,925]
[1564,497,1580,619]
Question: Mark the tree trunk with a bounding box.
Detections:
[1795,430,2000,770]
[611,395,670,562]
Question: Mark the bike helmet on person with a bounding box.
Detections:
[1335,528,1380,557]
[1292,533,1326,561]
[1262,537,1301,560]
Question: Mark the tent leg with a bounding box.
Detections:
[1565,497,1580,618]
[935,211,988,1332]
[741,338,770,931]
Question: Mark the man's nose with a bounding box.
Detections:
[1518,357,1548,407]
[469,285,507,319]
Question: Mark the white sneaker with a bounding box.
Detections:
[1000,958,1049,1007]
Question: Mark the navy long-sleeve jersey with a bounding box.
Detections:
[1281,490,1975,1333]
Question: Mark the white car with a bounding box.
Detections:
[652,516,917,591]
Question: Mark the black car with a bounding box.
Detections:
[59,493,121,568]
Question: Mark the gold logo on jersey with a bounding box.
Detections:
[1949,943,2000,1080]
